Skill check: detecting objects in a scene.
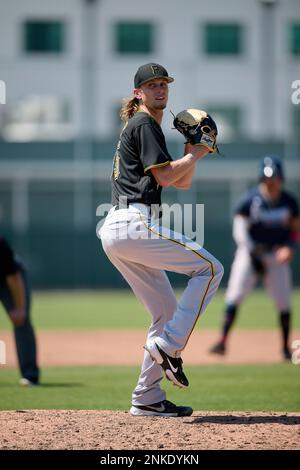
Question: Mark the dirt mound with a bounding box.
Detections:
[1,410,299,450]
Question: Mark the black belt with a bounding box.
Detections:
[114,203,162,218]
[255,244,279,254]
[114,204,130,210]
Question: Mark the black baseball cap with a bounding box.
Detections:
[134,63,174,88]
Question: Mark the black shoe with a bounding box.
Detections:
[130,400,193,417]
[282,347,292,361]
[209,342,226,355]
[144,340,189,388]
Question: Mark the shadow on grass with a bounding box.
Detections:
[190,415,300,425]
[0,382,83,388]
[38,383,84,388]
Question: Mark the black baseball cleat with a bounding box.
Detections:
[209,342,226,355]
[282,347,292,361]
[130,400,193,417]
[144,340,189,388]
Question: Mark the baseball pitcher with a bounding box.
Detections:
[99,63,223,417]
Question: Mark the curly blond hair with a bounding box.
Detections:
[120,96,140,122]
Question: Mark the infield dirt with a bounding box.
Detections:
[1,330,300,450]
[2,329,300,367]
[1,410,300,450]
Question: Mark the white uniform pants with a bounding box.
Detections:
[99,204,224,405]
[226,246,292,311]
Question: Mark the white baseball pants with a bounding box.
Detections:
[226,246,292,311]
[99,203,223,405]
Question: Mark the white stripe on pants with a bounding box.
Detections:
[100,204,223,405]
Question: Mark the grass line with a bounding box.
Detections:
[1,364,299,412]
[0,289,299,331]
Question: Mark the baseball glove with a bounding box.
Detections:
[173,109,219,154]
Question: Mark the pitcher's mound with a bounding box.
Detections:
[1,410,300,450]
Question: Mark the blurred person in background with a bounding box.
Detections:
[0,236,39,385]
[210,156,300,361]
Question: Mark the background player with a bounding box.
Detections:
[0,236,39,385]
[210,156,300,360]
[99,63,223,417]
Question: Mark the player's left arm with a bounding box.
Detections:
[276,216,300,264]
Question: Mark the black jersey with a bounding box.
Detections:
[235,187,299,248]
[0,237,19,284]
[111,112,172,207]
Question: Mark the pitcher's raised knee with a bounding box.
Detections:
[194,256,224,282]
[214,260,224,283]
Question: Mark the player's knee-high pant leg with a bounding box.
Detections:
[100,206,224,359]
[0,267,39,383]
[263,253,292,312]
[156,246,224,356]
[225,247,258,306]
[101,248,177,405]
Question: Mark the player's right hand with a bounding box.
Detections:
[185,143,211,162]
[275,246,294,264]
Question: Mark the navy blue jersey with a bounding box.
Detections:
[235,187,299,248]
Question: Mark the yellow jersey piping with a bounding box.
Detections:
[144,161,170,175]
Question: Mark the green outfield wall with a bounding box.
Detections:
[1,140,299,288]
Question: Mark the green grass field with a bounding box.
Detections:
[1,289,300,412]
[0,288,300,330]
[1,365,300,412]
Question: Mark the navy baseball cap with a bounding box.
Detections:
[259,155,284,180]
[134,63,174,88]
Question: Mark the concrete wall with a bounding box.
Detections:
[0,0,299,140]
